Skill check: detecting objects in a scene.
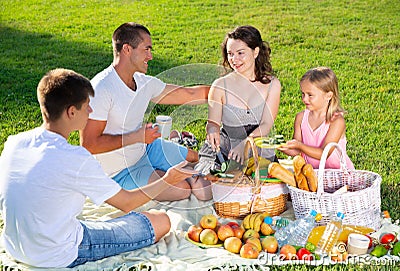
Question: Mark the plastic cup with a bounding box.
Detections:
[152,115,172,139]
[347,233,370,255]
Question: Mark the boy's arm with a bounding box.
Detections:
[105,161,195,212]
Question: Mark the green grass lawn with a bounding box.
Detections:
[1,0,399,270]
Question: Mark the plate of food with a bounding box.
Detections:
[185,232,223,248]
[254,135,286,149]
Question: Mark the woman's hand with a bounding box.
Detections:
[228,140,246,164]
[206,122,220,151]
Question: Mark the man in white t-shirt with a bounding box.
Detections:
[81,22,212,201]
[0,69,196,268]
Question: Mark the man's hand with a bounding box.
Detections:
[162,161,198,185]
[144,123,161,144]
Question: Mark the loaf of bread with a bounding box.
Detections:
[293,155,310,191]
[293,155,306,176]
[296,172,310,191]
[302,163,318,192]
[268,162,296,187]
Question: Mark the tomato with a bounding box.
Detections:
[380,233,397,249]
[365,234,374,249]
[296,247,314,260]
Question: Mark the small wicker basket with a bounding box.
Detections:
[212,137,289,219]
[288,142,382,230]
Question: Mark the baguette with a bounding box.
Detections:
[293,155,306,176]
[268,162,296,187]
[296,172,310,191]
[293,155,310,191]
[302,163,318,192]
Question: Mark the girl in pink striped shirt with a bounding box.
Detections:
[279,67,354,169]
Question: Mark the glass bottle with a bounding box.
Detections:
[315,212,345,256]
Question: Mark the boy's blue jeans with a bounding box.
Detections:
[67,212,155,268]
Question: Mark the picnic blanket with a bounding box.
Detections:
[0,195,295,271]
[1,195,399,270]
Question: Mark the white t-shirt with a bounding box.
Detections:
[0,127,121,268]
[90,65,166,176]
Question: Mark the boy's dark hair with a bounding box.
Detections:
[112,22,151,56]
[37,68,94,122]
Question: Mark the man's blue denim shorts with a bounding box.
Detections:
[112,138,188,189]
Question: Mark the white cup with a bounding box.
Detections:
[347,233,370,255]
[152,115,172,139]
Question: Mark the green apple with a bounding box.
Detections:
[199,229,218,245]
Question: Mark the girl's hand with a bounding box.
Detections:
[278,139,301,156]
[284,139,301,149]
[228,140,246,164]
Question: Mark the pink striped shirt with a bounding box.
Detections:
[301,109,354,169]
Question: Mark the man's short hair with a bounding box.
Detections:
[112,22,151,55]
[37,68,94,122]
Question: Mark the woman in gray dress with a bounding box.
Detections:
[196,25,281,174]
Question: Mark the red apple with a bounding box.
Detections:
[279,244,297,260]
[187,224,203,242]
[242,229,260,242]
[199,214,218,230]
[227,221,240,228]
[246,236,262,252]
[240,243,260,259]
[261,236,278,253]
[232,226,245,239]
[224,236,242,254]
[199,229,218,245]
[217,224,235,241]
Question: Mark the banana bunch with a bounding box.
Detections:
[244,157,271,176]
[241,212,269,233]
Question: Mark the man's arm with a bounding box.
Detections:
[151,84,210,105]
[80,119,160,154]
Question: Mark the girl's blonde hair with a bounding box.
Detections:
[300,67,345,122]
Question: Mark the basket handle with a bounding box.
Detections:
[316,142,348,196]
[243,137,261,194]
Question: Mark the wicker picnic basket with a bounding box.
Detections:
[288,142,382,230]
[212,137,289,219]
